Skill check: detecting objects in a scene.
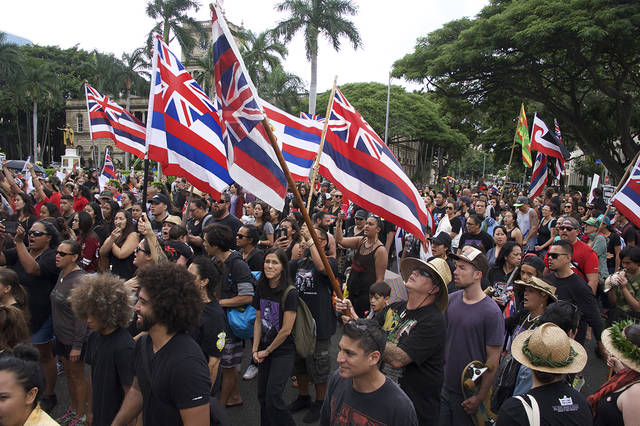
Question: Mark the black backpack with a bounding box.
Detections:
[490,352,523,412]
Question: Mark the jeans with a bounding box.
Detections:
[257,349,296,426]
[438,388,474,426]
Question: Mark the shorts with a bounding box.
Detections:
[30,316,54,345]
[292,339,330,384]
[53,339,86,361]
[220,334,243,369]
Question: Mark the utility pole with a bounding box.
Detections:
[384,71,391,144]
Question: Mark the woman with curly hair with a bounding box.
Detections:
[253,201,274,249]
[39,202,61,221]
[70,273,135,426]
[99,209,139,280]
[12,192,37,238]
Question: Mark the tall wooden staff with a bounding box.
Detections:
[262,118,345,301]
[306,76,338,210]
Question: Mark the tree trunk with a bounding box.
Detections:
[32,100,38,162]
[15,113,22,159]
[25,110,31,160]
[309,52,318,115]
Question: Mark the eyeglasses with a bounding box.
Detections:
[136,247,150,255]
[548,252,568,259]
[446,206,454,210]
[28,231,47,237]
[558,226,575,231]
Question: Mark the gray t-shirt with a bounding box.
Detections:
[443,290,505,394]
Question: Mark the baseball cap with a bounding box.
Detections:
[429,232,452,249]
[513,196,529,207]
[451,245,489,277]
[584,217,598,227]
[596,214,611,226]
[354,209,368,219]
[151,194,170,206]
[99,190,113,199]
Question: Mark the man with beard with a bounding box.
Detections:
[432,192,447,228]
[313,210,336,258]
[212,192,243,247]
[112,262,211,426]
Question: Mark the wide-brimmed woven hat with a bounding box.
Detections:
[512,322,587,374]
[514,277,558,302]
[601,321,640,373]
[400,257,451,311]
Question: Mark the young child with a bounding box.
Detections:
[366,281,391,319]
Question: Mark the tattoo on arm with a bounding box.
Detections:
[383,342,412,368]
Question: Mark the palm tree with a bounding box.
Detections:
[272,0,362,115]
[121,47,151,109]
[146,0,205,55]
[238,30,288,89]
[193,45,215,97]
[0,32,22,84]
[259,65,305,112]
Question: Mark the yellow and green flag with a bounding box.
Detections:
[515,104,532,167]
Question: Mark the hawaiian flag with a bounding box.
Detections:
[610,154,640,228]
[262,100,322,182]
[146,34,232,199]
[85,84,146,159]
[300,112,325,123]
[528,152,548,199]
[320,88,432,242]
[553,118,566,180]
[98,148,116,192]
[211,4,287,210]
[531,114,571,161]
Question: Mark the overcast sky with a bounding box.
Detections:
[2,0,487,93]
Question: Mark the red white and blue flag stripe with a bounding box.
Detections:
[262,100,322,182]
[611,154,640,228]
[528,152,548,199]
[146,34,232,199]
[553,118,566,180]
[101,148,116,180]
[211,4,287,210]
[320,88,432,242]
[85,84,146,159]
[531,114,570,161]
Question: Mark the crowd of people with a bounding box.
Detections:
[0,161,639,426]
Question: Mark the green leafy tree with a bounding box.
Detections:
[0,33,22,85]
[121,47,151,109]
[238,30,288,89]
[393,0,640,180]
[258,65,305,112]
[146,0,205,55]
[273,0,362,115]
[316,82,468,179]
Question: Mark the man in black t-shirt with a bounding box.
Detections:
[69,274,135,426]
[459,214,494,252]
[112,262,210,426]
[319,319,418,426]
[497,323,592,426]
[288,227,338,423]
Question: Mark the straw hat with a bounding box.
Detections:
[511,322,587,374]
[400,257,451,311]
[601,322,640,373]
[514,277,558,302]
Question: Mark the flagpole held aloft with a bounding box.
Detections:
[262,116,347,308]
[307,75,338,210]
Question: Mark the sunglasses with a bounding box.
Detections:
[56,251,73,257]
[548,252,568,259]
[236,234,249,239]
[446,206,454,210]
[416,268,433,279]
[136,247,150,255]
[28,231,48,237]
[558,226,575,231]
[212,199,228,204]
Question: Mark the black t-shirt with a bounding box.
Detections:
[544,272,603,344]
[606,232,621,271]
[377,301,445,424]
[221,251,255,301]
[289,257,337,340]
[319,370,418,426]
[496,381,593,426]
[488,265,509,288]
[86,328,135,426]
[134,333,211,426]
[459,230,494,252]
[186,214,213,256]
[252,284,298,356]
[244,248,264,273]
[163,240,193,263]
[4,247,59,333]
[192,300,226,396]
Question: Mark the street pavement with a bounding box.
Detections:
[51,324,608,425]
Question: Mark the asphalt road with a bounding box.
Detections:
[50,323,608,425]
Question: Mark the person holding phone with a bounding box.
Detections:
[274,218,303,260]
[99,209,139,280]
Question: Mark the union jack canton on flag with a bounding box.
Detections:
[211,3,287,210]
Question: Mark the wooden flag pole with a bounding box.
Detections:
[592,150,640,242]
[502,139,517,201]
[262,117,345,303]
[306,76,338,210]
[181,185,195,226]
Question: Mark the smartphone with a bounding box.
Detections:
[2,221,17,234]
[278,228,288,239]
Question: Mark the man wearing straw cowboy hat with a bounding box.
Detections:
[496,323,592,425]
[335,256,451,425]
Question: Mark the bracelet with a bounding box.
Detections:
[306,240,314,249]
